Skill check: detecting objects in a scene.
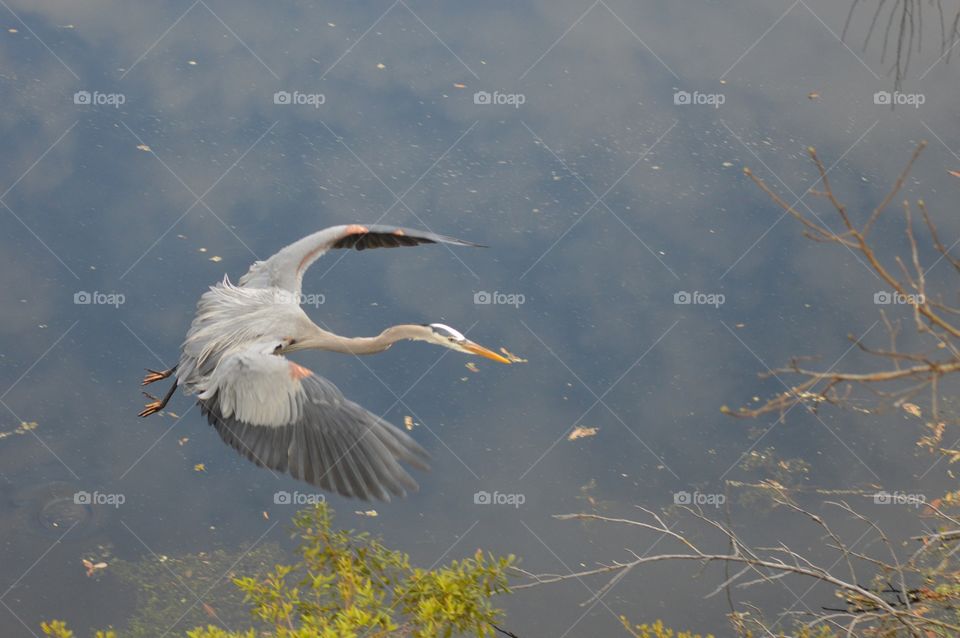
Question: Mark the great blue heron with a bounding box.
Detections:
[139,224,511,501]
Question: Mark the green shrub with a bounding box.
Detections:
[44,503,514,638]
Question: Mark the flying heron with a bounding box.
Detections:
[139,224,511,501]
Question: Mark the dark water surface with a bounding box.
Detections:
[2,1,960,635]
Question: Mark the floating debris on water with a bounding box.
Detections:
[568,426,599,441]
[0,420,38,441]
[82,558,108,578]
[499,347,527,363]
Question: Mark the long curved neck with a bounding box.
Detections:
[298,323,427,355]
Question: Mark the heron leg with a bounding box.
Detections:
[142,365,177,386]
[139,380,178,418]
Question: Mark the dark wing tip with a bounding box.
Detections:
[331,224,486,251]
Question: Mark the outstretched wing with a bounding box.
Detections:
[238,224,482,293]
[197,341,430,501]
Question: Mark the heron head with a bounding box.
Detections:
[423,323,511,364]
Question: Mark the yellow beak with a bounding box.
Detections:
[463,341,512,364]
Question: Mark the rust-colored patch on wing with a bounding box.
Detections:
[345,224,369,235]
[288,361,313,380]
[393,229,405,236]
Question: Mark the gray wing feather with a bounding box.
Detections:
[237,224,482,293]
[198,345,430,501]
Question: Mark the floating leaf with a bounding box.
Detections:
[209,255,223,263]
[465,362,479,373]
[499,347,527,363]
[403,415,414,431]
[194,463,206,472]
[136,143,152,152]
[82,558,108,577]
[0,420,39,441]
[903,403,922,418]
[568,426,599,441]
[355,509,378,517]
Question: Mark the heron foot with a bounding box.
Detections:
[139,382,177,418]
[142,367,175,386]
[138,398,165,418]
